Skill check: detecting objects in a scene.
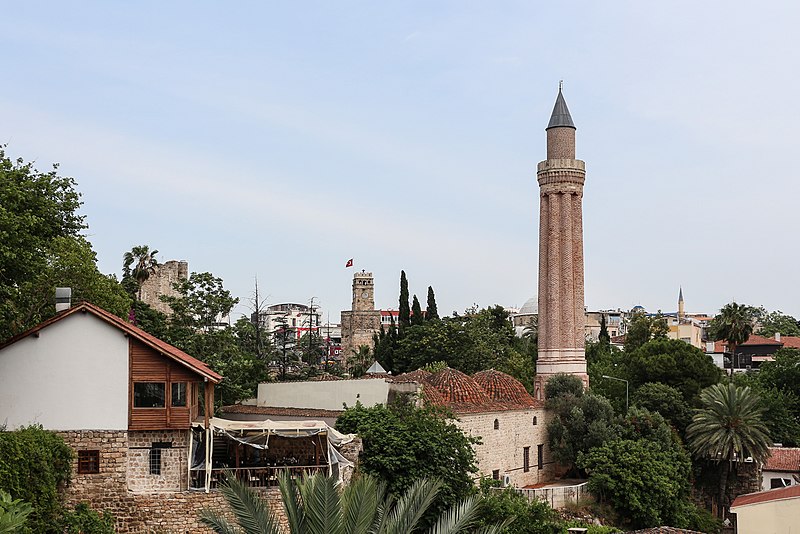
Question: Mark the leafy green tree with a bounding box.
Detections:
[544,373,583,400]
[578,438,691,529]
[392,320,475,374]
[161,272,239,334]
[631,382,693,436]
[756,348,800,398]
[625,339,722,404]
[426,286,439,321]
[200,471,503,534]
[624,310,668,352]
[412,295,424,326]
[686,383,771,517]
[711,302,755,373]
[756,309,800,337]
[336,403,479,525]
[0,490,32,533]
[122,245,159,300]
[349,345,372,377]
[399,270,410,329]
[546,391,619,474]
[372,320,398,374]
[475,482,560,534]
[62,503,115,534]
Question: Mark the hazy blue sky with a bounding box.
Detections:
[3,1,799,321]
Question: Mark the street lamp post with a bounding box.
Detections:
[602,374,629,412]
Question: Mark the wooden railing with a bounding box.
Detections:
[190,465,328,490]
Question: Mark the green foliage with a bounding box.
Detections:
[335,403,478,524]
[623,310,668,352]
[161,271,239,334]
[0,148,86,339]
[426,286,439,321]
[756,348,800,398]
[578,438,691,529]
[411,295,424,326]
[546,393,619,474]
[624,339,722,404]
[62,503,115,534]
[544,373,584,400]
[475,484,559,534]
[122,245,159,300]
[0,490,32,533]
[399,270,410,328]
[598,314,610,345]
[0,425,73,533]
[631,383,693,436]
[201,471,503,534]
[755,309,800,337]
[710,302,755,357]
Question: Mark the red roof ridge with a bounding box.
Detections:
[731,484,800,508]
[0,302,222,383]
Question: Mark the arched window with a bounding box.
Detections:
[532,416,538,426]
[493,419,499,430]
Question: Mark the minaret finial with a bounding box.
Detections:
[559,80,563,91]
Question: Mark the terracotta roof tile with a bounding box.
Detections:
[427,368,493,405]
[219,405,343,418]
[473,369,542,408]
[0,302,222,382]
[780,336,800,349]
[309,374,344,381]
[765,447,800,472]
[391,369,433,384]
[731,484,800,508]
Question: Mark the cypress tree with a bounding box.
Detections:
[399,270,410,328]
[599,314,611,345]
[426,286,439,321]
[411,295,423,326]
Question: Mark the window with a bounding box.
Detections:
[532,416,538,426]
[537,444,544,470]
[171,382,187,407]
[134,382,165,408]
[770,478,791,489]
[149,448,162,475]
[523,447,530,472]
[492,469,500,481]
[493,419,499,430]
[78,450,100,474]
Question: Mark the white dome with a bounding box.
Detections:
[518,297,538,315]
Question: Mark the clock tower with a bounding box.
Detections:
[340,270,382,361]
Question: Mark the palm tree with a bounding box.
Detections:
[713,302,754,374]
[686,382,771,518]
[122,245,159,300]
[199,472,504,534]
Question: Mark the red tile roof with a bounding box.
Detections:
[0,302,222,383]
[731,484,800,508]
[219,405,343,418]
[427,368,493,406]
[712,334,783,353]
[781,336,800,349]
[764,447,800,472]
[473,369,541,408]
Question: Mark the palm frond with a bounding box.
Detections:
[342,475,382,534]
[425,495,482,534]
[301,473,344,534]
[215,471,283,534]
[279,470,307,533]
[384,478,442,534]
[198,509,245,534]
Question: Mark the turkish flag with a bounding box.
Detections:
[345,258,353,268]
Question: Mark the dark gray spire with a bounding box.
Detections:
[546,88,576,130]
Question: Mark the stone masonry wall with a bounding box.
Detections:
[140,260,189,316]
[456,408,555,488]
[127,430,189,493]
[59,430,289,533]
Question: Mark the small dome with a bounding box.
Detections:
[473,369,534,405]
[427,368,492,405]
[420,384,447,406]
[518,297,538,316]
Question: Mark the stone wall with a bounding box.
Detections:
[456,408,555,488]
[340,309,381,358]
[127,430,189,493]
[58,430,289,533]
[140,260,189,316]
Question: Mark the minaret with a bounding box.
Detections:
[678,287,685,322]
[533,87,589,399]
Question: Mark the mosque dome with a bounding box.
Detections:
[473,369,535,405]
[426,368,492,406]
[518,297,538,316]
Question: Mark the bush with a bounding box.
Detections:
[0,490,33,533]
[63,503,115,534]
[0,425,73,532]
[476,481,560,534]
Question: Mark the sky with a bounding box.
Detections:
[2,1,799,322]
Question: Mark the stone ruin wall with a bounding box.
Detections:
[340,310,381,358]
[139,260,189,316]
[58,430,288,533]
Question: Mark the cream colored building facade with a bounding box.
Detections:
[730,485,800,534]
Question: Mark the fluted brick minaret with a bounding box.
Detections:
[533,88,589,400]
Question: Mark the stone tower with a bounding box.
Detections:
[678,287,685,321]
[533,88,589,400]
[340,270,381,359]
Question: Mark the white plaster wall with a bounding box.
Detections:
[0,313,129,430]
[762,470,798,491]
[733,497,800,534]
[258,379,389,410]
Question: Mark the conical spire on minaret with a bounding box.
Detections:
[678,287,685,321]
[678,287,684,303]
[546,85,576,130]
